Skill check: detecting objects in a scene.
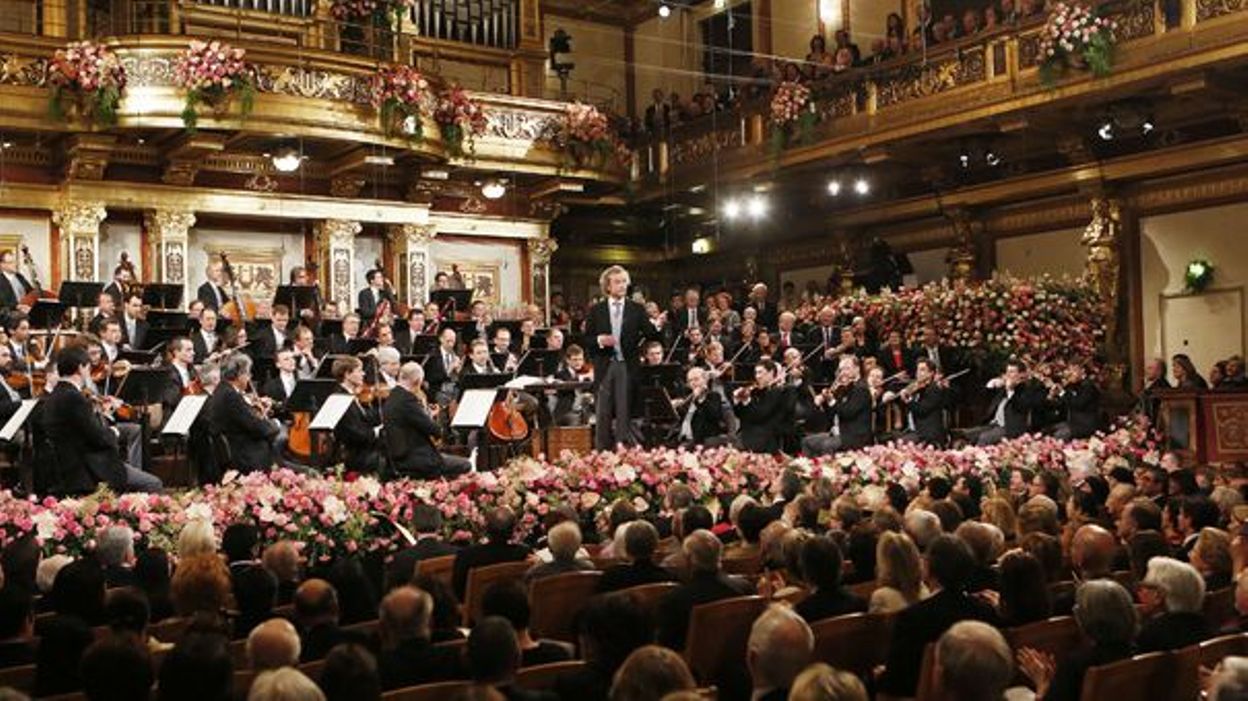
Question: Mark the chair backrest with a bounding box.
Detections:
[682,595,767,686]
[619,581,679,616]
[847,579,876,601]
[300,659,327,681]
[529,571,604,643]
[381,680,475,701]
[229,637,249,667]
[722,553,762,577]
[415,554,456,589]
[149,616,192,644]
[0,664,36,694]
[1079,646,1200,701]
[1204,587,1236,630]
[914,642,939,701]
[463,560,532,626]
[1111,570,1136,590]
[810,611,898,679]
[515,660,587,691]
[1200,632,1248,669]
[1004,616,1083,660]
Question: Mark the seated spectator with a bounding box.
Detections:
[481,580,571,668]
[177,519,217,559]
[788,662,867,701]
[996,550,1052,627]
[598,521,675,593]
[453,507,533,600]
[903,509,942,551]
[324,556,378,626]
[793,536,866,623]
[656,530,755,650]
[80,636,153,701]
[878,534,999,697]
[35,554,72,605]
[1210,656,1248,700]
[135,548,175,622]
[318,643,381,701]
[294,579,368,662]
[97,525,137,588]
[832,29,861,64]
[34,612,93,697]
[247,618,302,671]
[262,541,302,606]
[376,586,465,690]
[870,531,928,613]
[659,505,713,573]
[1054,524,1117,614]
[157,631,233,701]
[248,668,325,701]
[1136,556,1211,652]
[1127,530,1171,584]
[935,620,1013,701]
[1178,495,1221,560]
[105,587,171,654]
[1229,571,1248,633]
[1,535,39,596]
[0,586,34,667]
[609,645,696,701]
[44,558,107,629]
[961,8,983,35]
[172,554,233,618]
[597,499,640,559]
[747,605,813,701]
[467,616,557,701]
[1192,527,1234,591]
[954,521,1002,592]
[413,574,464,643]
[526,521,593,582]
[805,35,833,81]
[233,564,278,639]
[1019,579,1137,701]
[384,504,458,592]
[554,592,653,701]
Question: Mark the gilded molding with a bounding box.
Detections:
[1198,0,1248,22]
[52,199,107,239]
[144,208,196,240]
[875,47,986,109]
[526,236,558,266]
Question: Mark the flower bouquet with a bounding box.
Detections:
[48,41,127,127]
[769,80,816,154]
[434,85,488,157]
[370,64,430,140]
[173,40,256,133]
[1038,2,1117,86]
[546,102,627,170]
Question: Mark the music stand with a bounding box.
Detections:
[146,310,189,329]
[142,328,183,353]
[443,321,479,344]
[287,378,340,468]
[430,290,472,320]
[489,353,511,371]
[518,349,560,377]
[251,355,277,386]
[116,366,172,471]
[274,285,319,321]
[315,355,348,379]
[118,350,158,366]
[411,334,439,355]
[637,363,683,392]
[460,372,511,392]
[57,281,104,308]
[346,338,378,356]
[28,300,69,330]
[141,284,183,310]
[319,318,344,338]
[641,386,680,448]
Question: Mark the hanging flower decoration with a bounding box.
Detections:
[543,101,629,170]
[768,80,816,154]
[434,84,488,157]
[370,64,430,141]
[1038,2,1117,86]
[173,40,257,133]
[1185,258,1214,293]
[48,40,127,127]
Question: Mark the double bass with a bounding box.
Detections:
[219,252,257,324]
[18,245,57,309]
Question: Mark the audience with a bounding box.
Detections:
[317,643,381,701]
[1136,556,1210,652]
[376,586,465,690]
[554,592,652,701]
[384,504,458,592]
[608,645,695,701]
[792,536,866,623]
[598,520,675,593]
[97,525,137,588]
[157,630,233,701]
[935,620,1014,701]
[870,530,928,613]
[788,662,867,701]
[262,540,302,606]
[466,616,557,700]
[656,530,755,650]
[747,605,814,701]
[247,618,302,671]
[293,578,367,662]
[247,667,325,701]
[80,636,153,701]
[525,521,594,581]
[453,507,533,600]
[481,580,572,668]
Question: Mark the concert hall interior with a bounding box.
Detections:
[0,0,1245,700]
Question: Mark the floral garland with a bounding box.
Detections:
[1038,2,1117,86]
[370,64,430,141]
[545,102,630,171]
[173,40,257,133]
[434,85,488,157]
[0,429,1150,562]
[769,80,816,154]
[48,41,127,127]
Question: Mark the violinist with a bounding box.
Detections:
[545,328,565,353]
[888,358,951,447]
[734,320,760,364]
[676,327,705,367]
[328,314,361,355]
[702,341,733,395]
[782,346,820,435]
[260,348,299,408]
[0,250,32,313]
[206,352,280,474]
[469,300,491,342]
[120,293,148,351]
[192,308,221,364]
[84,333,144,470]
[490,328,518,372]
[374,323,398,353]
[88,292,116,336]
[462,339,501,378]
[198,260,231,312]
[672,366,726,448]
[161,337,198,417]
[0,346,26,421]
[1048,363,1102,440]
[732,360,785,453]
[383,361,472,478]
[331,356,381,474]
[705,318,731,355]
[802,355,873,456]
[426,327,462,406]
[550,344,592,427]
[99,320,124,365]
[375,347,401,389]
[514,318,539,354]
[291,326,319,379]
[968,359,1040,446]
[6,314,42,372]
[395,308,425,355]
[357,269,396,325]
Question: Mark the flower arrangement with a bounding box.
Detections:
[173,40,257,133]
[47,41,127,126]
[1038,2,1117,86]
[1185,258,1215,293]
[370,64,430,140]
[434,85,488,157]
[0,429,1150,560]
[546,102,629,170]
[769,80,816,153]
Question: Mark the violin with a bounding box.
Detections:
[358,383,392,405]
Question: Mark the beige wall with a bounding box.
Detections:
[849,0,901,47]
[633,12,702,116]
[994,228,1085,279]
[543,17,627,112]
[0,213,51,286]
[772,0,820,60]
[1140,204,1248,379]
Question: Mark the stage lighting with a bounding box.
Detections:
[827,180,842,196]
[1097,121,1114,141]
[985,150,1001,167]
[1141,119,1155,135]
[853,178,870,195]
[270,147,303,172]
[723,199,741,219]
[481,180,506,199]
[658,3,671,18]
[959,153,970,169]
[746,194,767,218]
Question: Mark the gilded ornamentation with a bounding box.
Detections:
[459,195,488,214]
[0,53,47,86]
[145,209,195,285]
[73,237,94,281]
[671,128,745,167]
[166,241,185,284]
[244,173,278,192]
[488,109,555,141]
[1082,196,1121,350]
[386,223,435,305]
[529,200,566,219]
[316,219,360,308]
[945,209,980,281]
[527,236,558,266]
[1117,0,1157,41]
[407,249,427,307]
[1018,32,1043,68]
[815,81,862,120]
[875,47,986,109]
[52,199,107,239]
[1213,404,1248,451]
[163,159,200,186]
[1197,0,1248,22]
[330,176,366,198]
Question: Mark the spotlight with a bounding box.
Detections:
[723,199,741,219]
[480,180,506,199]
[1097,121,1114,141]
[658,3,671,18]
[853,178,870,195]
[985,150,1001,167]
[959,153,970,169]
[746,194,767,218]
[1141,119,1155,135]
[270,147,303,173]
[713,0,726,7]
[827,180,842,196]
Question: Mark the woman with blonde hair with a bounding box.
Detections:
[789,662,867,701]
[1192,527,1234,591]
[869,531,928,613]
[177,519,216,559]
[980,497,1018,546]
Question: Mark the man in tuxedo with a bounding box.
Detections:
[733,360,786,453]
[1135,357,1171,424]
[197,260,231,312]
[161,336,198,419]
[893,358,951,447]
[192,308,221,364]
[968,360,1040,446]
[451,506,532,599]
[357,269,396,324]
[101,264,133,309]
[802,356,873,456]
[656,530,755,650]
[746,283,778,331]
[914,325,957,375]
[5,315,38,372]
[584,265,657,450]
[207,352,280,473]
[1051,364,1102,440]
[675,366,725,447]
[253,304,291,359]
[261,348,299,409]
[671,287,704,337]
[424,327,461,407]
[119,293,148,351]
[384,504,459,592]
[775,312,804,350]
[383,361,471,479]
[0,346,26,424]
[330,355,380,474]
[41,346,162,494]
[87,292,117,336]
[376,586,466,691]
[328,314,361,355]
[0,251,32,313]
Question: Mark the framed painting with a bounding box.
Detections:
[201,244,282,301]
[445,262,501,306]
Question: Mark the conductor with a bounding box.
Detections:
[584,265,655,450]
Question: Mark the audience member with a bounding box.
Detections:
[157,631,233,701]
[97,525,137,588]
[747,605,814,701]
[608,645,695,701]
[554,592,652,701]
[1136,556,1211,652]
[788,662,867,701]
[467,616,557,700]
[453,507,533,599]
[171,554,233,618]
[656,530,755,650]
[793,536,866,623]
[598,520,676,593]
[294,578,367,662]
[526,521,594,581]
[262,541,302,605]
[80,636,154,701]
[135,548,175,622]
[934,620,1013,701]
[247,618,301,671]
[870,531,928,613]
[481,580,572,668]
[247,668,325,701]
[376,586,465,690]
[318,643,381,701]
[384,505,458,592]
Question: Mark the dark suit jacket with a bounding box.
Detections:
[382,386,446,477]
[197,281,230,311]
[260,375,294,406]
[299,622,369,662]
[334,392,378,473]
[377,637,467,691]
[357,287,397,323]
[160,364,196,418]
[452,541,533,600]
[191,329,219,364]
[1062,379,1102,438]
[749,301,779,331]
[909,384,950,446]
[656,571,755,650]
[680,390,726,445]
[1136,611,1211,653]
[1136,377,1172,422]
[582,298,657,385]
[734,386,785,453]
[385,537,460,592]
[877,589,999,697]
[1043,642,1134,701]
[597,560,676,594]
[120,317,148,351]
[425,349,458,395]
[42,381,127,494]
[984,382,1040,438]
[671,306,705,336]
[913,344,959,375]
[774,328,805,350]
[0,272,31,309]
[0,640,34,668]
[877,346,915,378]
[828,383,873,450]
[208,383,278,473]
[253,326,288,359]
[792,586,867,623]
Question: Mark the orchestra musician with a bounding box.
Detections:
[261,347,300,408]
[120,293,148,351]
[549,344,592,427]
[671,287,704,337]
[735,321,760,365]
[469,301,491,342]
[426,328,462,407]
[98,320,124,365]
[161,337,198,417]
[802,355,874,457]
[490,328,519,372]
[732,359,786,453]
[396,308,425,354]
[102,263,133,308]
[357,269,397,324]
[291,326,319,378]
[41,346,162,494]
[746,283,778,332]
[672,366,726,448]
[6,315,42,372]
[675,327,704,367]
[192,308,221,364]
[88,292,117,336]
[382,361,472,478]
[1046,364,1102,440]
[329,314,362,355]
[967,359,1040,446]
[254,304,291,358]
[187,361,222,485]
[888,358,951,447]
[0,250,32,313]
[876,329,914,387]
[0,345,27,423]
[514,318,539,354]
[776,312,804,350]
[584,265,656,451]
[545,328,565,353]
[914,325,956,375]
[206,352,280,474]
[375,347,401,389]
[198,260,232,312]
[331,356,381,474]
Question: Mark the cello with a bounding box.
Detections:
[486,390,528,443]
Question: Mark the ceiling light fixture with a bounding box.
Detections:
[270,147,303,173]
[1097,121,1114,141]
[746,194,767,218]
[985,150,1001,167]
[481,180,507,199]
[853,178,870,195]
[658,3,671,18]
[827,180,842,196]
[723,199,741,220]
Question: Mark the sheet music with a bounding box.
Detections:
[161,395,208,437]
[452,389,497,428]
[309,394,354,430]
[503,375,544,390]
[0,400,36,442]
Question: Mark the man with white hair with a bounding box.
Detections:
[585,265,659,450]
[1137,556,1211,652]
[803,355,873,457]
[525,521,593,582]
[904,509,943,551]
[657,530,755,650]
[674,366,725,447]
[248,667,325,701]
[247,618,302,671]
[1210,656,1248,701]
[748,605,814,701]
[96,525,136,588]
[382,361,472,478]
[935,621,1014,701]
[375,346,401,389]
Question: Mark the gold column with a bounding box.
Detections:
[510,0,546,97]
[1083,195,1124,370]
[386,223,437,307]
[52,199,107,282]
[144,208,195,303]
[527,236,558,324]
[945,208,981,282]
[314,219,361,312]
